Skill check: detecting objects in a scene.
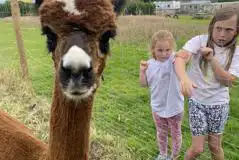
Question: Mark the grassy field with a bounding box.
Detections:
[0,15,239,159]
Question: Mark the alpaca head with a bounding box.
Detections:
[39,0,124,100]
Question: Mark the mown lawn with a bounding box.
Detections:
[0,15,239,159]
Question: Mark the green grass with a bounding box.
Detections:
[1,16,239,160]
[178,15,211,25]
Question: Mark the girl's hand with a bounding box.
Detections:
[180,76,197,97]
[140,60,148,73]
[199,47,214,61]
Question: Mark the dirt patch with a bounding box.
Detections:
[3,16,40,26]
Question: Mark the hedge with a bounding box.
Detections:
[0,1,37,18]
[124,2,155,15]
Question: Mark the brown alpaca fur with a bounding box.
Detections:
[48,83,94,159]
[40,1,120,159]
[40,0,116,36]
[0,0,124,160]
[0,110,47,160]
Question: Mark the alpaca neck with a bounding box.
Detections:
[48,82,93,160]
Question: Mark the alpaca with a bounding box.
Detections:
[0,0,125,160]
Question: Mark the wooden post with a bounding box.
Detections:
[10,0,29,80]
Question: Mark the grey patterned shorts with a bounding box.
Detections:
[188,99,229,136]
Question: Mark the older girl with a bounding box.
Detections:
[175,7,239,160]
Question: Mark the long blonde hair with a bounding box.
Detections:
[200,7,239,75]
[150,30,176,59]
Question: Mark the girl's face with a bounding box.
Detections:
[153,40,172,62]
[212,15,238,47]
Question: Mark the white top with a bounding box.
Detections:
[183,35,239,105]
[146,55,184,118]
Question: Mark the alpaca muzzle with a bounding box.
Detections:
[59,44,96,100]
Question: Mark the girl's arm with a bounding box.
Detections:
[209,58,236,87]
[175,50,191,80]
[175,50,197,97]
[139,60,148,87]
[139,70,148,87]
[200,47,237,87]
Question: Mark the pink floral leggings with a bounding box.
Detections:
[153,112,183,157]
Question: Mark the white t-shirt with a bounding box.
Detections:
[146,55,184,118]
[183,35,239,105]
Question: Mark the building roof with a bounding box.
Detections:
[181,1,211,5]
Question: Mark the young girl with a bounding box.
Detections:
[174,7,239,160]
[140,30,184,160]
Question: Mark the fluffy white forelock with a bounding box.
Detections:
[56,0,82,15]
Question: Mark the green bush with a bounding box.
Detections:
[0,1,11,18]
[124,2,155,15]
[0,1,37,18]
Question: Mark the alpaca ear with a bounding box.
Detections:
[111,0,126,15]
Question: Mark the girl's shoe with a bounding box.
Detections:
[155,154,167,160]
[165,156,172,160]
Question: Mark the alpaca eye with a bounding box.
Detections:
[42,26,57,53]
[99,30,116,54]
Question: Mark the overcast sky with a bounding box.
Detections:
[0,0,34,3]
[0,0,6,4]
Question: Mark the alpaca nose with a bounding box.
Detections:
[69,67,93,83]
[63,45,91,70]
[62,45,92,72]
[60,65,93,89]
[60,45,94,86]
